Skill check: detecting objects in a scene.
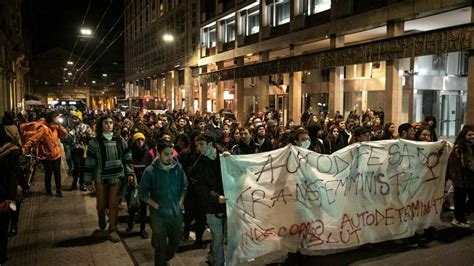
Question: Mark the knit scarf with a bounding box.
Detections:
[131,143,149,159]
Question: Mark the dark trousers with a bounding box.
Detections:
[183,192,206,241]
[71,148,85,186]
[150,214,183,266]
[42,158,62,193]
[454,186,474,222]
[0,211,10,263]
[9,200,20,230]
[129,200,148,231]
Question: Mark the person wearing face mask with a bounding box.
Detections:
[255,125,273,152]
[69,111,93,191]
[127,132,153,239]
[305,124,325,153]
[84,115,135,243]
[193,133,230,266]
[139,141,188,265]
[22,111,67,197]
[121,126,130,142]
[291,128,311,149]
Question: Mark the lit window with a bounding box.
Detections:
[220,17,235,43]
[304,0,331,15]
[267,0,290,27]
[202,24,216,48]
[242,5,260,36]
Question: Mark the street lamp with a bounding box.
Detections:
[163,33,174,42]
[67,61,74,65]
[102,73,108,77]
[80,28,92,36]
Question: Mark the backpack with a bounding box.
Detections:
[20,121,48,146]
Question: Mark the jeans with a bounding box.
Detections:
[206,214,226,266]
[42,158,62,193]
[71,148,85,186]
[454,186,474,222]
[150,214,183,266]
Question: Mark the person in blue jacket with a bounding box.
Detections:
[139,141,188,266]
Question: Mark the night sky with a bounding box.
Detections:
[22,0,124,73]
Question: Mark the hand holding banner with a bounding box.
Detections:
[220,140,451,265]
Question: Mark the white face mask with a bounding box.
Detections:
[301,139,311,149]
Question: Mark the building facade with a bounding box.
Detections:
[30,47,92,107]
[124,0,474,138]
[0,0,29,113]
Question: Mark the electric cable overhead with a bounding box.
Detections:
[72,0,115,83]
[67,0,92,63]
[72,2,132,83]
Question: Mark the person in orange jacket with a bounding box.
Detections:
[23,111,67,197]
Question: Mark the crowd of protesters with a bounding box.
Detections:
[0,104,473,265]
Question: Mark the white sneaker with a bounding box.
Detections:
[452,218,470,229]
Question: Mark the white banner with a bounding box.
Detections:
[220,140,451,265]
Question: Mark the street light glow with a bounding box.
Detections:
[67,61,73,65]
[92,80,96,84]
[67,72,72,76]
[102,73,108,77]
[80,28,92,35]
[163,33,174,42]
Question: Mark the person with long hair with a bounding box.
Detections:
[415,125,432,142]
[323,125,346,154]
[447,124,474,229]
[306,114,319,126]
[424,115,438,142]
[84,115,135,242]
[381,122,397,140]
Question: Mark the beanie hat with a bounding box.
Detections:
[132,132,145,142]
[256,124,265,132]
[266,119,277,127]
[70,110,83,121]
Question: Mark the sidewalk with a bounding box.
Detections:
[5,162,474,265]
[5,169,134,265]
